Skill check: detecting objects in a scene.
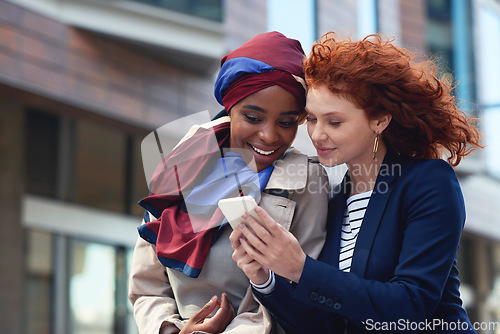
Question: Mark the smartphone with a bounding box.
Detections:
[217,196,261,229]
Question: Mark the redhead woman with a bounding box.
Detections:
[128,32,329,334]
[230,33,482,333]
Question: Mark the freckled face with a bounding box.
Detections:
[229,85,302,171]
[306,85,379,169]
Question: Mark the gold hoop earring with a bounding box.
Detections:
[372,134,380,160]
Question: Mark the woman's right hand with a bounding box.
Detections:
[179,293,235,334]
[229,227,270,285]
[231,207,306,283]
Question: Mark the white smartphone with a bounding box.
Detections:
[217,196,261,229]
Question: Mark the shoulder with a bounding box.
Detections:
[400,158,458,184]
[176,116,230,146]
[283,147,326,172]
[282,147,329,182]
[380,155,463,208]
[397,158,464,211]
[266,147,329,192]
[198,115,230,130]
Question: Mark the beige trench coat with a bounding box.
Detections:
[128,118,329,334]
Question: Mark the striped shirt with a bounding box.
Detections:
[339,191,372,272]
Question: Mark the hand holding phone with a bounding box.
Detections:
[217,196,262,229]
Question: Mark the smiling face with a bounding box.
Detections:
[306,85,388,169]
[229,85,302,171]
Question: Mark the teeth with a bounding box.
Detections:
[251,145,276,155]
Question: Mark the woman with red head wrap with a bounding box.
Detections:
[128,32,330,334]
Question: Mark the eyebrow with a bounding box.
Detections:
[241,105,300,116]
[305,108,341,116]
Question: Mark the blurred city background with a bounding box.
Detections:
[0,0,499,333]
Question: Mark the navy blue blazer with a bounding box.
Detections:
[255,150,476,333]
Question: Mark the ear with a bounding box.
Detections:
[370,114,392,134]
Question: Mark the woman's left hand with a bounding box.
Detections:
[179,293,235,334]
[236,206,306,283]
[230,228,270,285]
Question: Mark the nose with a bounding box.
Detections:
[258,124,279,144]
[308,121,328,143]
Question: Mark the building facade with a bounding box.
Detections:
[0,0,499,333]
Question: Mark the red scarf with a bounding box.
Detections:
[138,121,230,278]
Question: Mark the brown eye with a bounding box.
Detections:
[244,114,260,123]
[279,120,298,127]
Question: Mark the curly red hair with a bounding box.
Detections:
[304,32,482,166]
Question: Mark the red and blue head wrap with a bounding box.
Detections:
[214,31,306,112]
[137,32,306,279]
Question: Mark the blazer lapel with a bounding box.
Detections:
[350,151,402,276]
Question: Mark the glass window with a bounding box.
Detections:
[129,135,150,217]
[488,244,500,326]
[26,110,149,215]
[268,0,316,52]
[127,248,139,334]
[25,109,60,198]
[476,4,500,179]
[124,0,222,22]
[24,232,137,334]
[75,120,127,213]
[357,0,378,37]
[483,107,500,179]
[426,0,476,113]
[24,230,54,334]
[477,6,500,107]
[450,0,476,114]
[69,240,116,334]
[426,0,454,78]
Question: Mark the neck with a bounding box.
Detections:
[347,145,387,196]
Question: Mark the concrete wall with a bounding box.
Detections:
[0,101,25,333]
[0,0,222,130]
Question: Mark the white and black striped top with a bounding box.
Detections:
[339,191,372,272]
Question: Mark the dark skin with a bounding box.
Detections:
[179,293,236,334]
[180,85,302,333]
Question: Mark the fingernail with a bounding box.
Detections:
[255,206,262,212]
[210,295,217,303]
[242,213,248,219]
[238,223,245,230]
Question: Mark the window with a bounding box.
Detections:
[357,0,378,37]
[25,109,148,213]
[24,230,54,334]
[68,239,138,334]
[23,109,146,333]
[426,0,476,113]
[69,241,116,333]
[23,231,138,334]
[476,3,500,178]
[123,0,223,21]
[489,243,500,325]
[75,120,127,213]
[126,249,138,334]
[268,0,316,52]
[74,119,148,214]
[25,109,60,198]
[426,0,454,79]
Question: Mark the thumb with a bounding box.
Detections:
[190,296,219,323]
